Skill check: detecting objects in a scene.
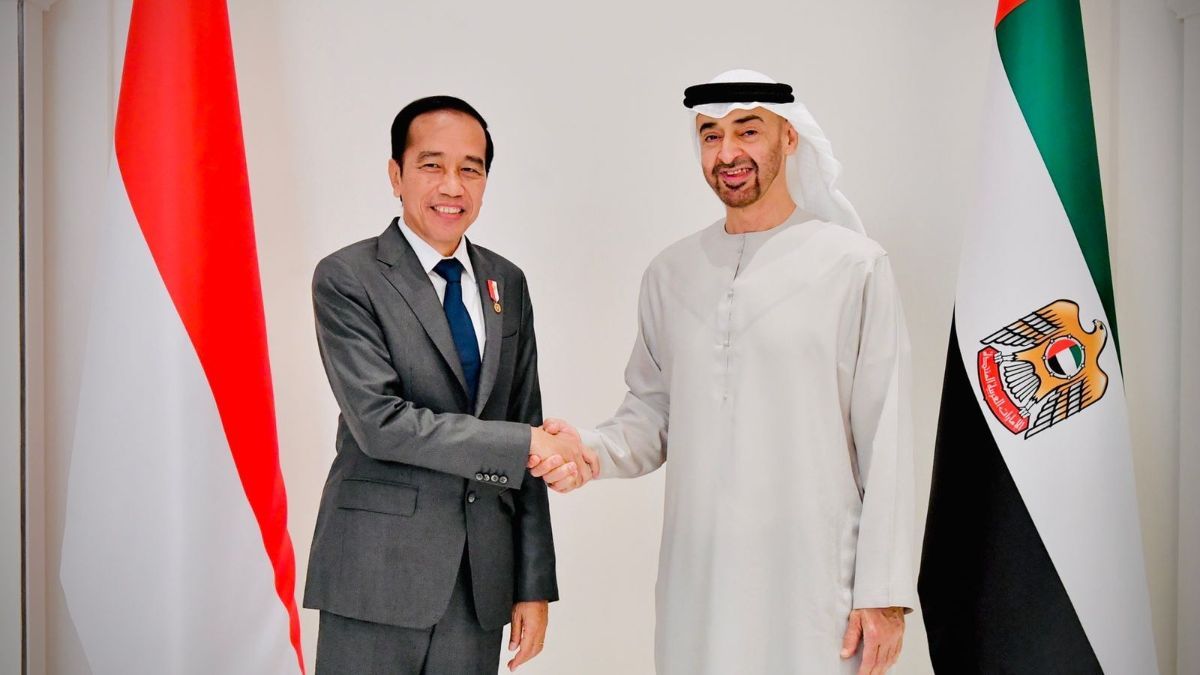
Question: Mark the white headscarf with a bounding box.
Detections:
[688,69,864,233]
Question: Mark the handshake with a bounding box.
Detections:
[527,418,599,494]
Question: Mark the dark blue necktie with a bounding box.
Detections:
[433,258,481,405]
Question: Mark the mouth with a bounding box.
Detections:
[717,166,754,189]
[430,205,466,218]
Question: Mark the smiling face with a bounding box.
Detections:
[696,107,796,209]
[389,109,488,256]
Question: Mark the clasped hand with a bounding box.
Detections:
[527,418,598,493]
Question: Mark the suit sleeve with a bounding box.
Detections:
[848,254,917,612]
[312,254,531,487]
[507,274,559,603]
[577,270,670,478]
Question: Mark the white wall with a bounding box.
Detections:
[1169,2,1200,673]
[28,1,1188,674]
[1113,1,1185,672]
[2,3,23,674]
[23,5,46,674]
[228,3,993,673]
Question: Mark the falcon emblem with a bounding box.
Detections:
[976,299,1109,438]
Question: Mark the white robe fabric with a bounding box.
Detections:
[580,212,916,674]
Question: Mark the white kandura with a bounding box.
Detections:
[580,209,917,674]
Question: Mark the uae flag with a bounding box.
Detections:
[919,0,1159,673]
[59,1,304,672]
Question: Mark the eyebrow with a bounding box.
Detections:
[415,151,484,169]
[698,114,765,134]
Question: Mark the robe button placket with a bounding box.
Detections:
[718,236,744,406]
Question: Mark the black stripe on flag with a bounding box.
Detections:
[919,320,1102,674]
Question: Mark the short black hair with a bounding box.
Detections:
[390,95,494,173]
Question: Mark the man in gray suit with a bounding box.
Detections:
[304,96,594,674]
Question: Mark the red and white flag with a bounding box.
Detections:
[60,2,304,672]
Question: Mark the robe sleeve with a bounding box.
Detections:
[577,270,670,478]
[849,254,918,612]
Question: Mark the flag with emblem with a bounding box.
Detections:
[58,1,305,672]
[918,0,1158,672]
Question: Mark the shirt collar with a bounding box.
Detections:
[397,217,476,284]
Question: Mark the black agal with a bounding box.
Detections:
[682,82,794,108]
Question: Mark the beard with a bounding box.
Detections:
[707,145,784,208]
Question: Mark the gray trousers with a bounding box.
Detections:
[315,552,504,674]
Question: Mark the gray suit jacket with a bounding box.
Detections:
[303,219,557,631]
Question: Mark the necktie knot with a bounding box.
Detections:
[433,258,464,284]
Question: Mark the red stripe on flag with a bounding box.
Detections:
[115,1,304,671]
[995,0,1028,27]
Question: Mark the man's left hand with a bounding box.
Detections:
[840,606,905,675]
[507,600,549,671]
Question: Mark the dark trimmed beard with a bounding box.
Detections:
[706,144,784,208]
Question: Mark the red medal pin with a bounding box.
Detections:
[487,279,501,313]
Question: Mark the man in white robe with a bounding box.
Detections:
[531,70,916,675]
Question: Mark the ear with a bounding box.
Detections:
[783,121,799,156]
[388,158,403,198]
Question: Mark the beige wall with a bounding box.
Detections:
[21,1,1191,673]
[2,3,23,674]
[1114,2,1185,672]
[1169,3,1200,673]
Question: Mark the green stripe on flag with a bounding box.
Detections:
[996,0,1120,355]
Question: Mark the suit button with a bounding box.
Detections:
[490,474,499,482]
[499,476,508,485]
[475,473,484,481]
[467,492,476,503]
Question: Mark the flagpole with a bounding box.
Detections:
[16,2,28,673]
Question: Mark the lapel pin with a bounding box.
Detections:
[487,279,502,314]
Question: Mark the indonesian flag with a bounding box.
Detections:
[59,2,304,672]
[918,1,1158,672]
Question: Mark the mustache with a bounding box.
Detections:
[712,158,758,178]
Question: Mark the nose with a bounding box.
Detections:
[717,135,742,165]
[439,170,464,198]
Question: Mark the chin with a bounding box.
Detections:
[718,190,760,208]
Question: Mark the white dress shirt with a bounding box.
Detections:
[398,218,486,355]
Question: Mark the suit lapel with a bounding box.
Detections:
[469,241,504,416]
[375,218,469,396]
